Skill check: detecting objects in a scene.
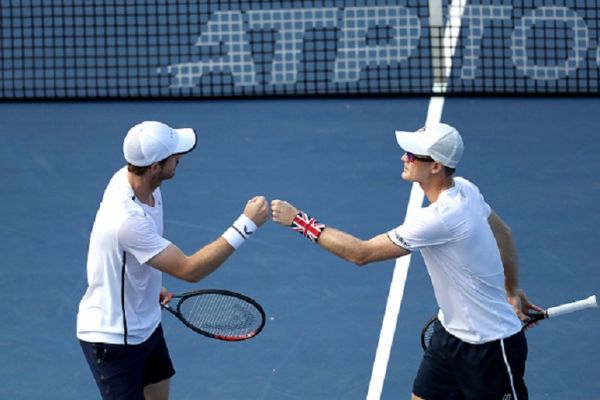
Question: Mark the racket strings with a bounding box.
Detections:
[181,294,261,337]
[421,316,437,350]
[422,324,435,349]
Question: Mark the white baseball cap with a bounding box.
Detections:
[123,121,197,167]
[395,123,464,168]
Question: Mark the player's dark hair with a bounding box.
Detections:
[127,157,170,176]
[445,166,456,176]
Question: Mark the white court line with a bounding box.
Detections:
[364,182,423,400]
[365,1,466,398]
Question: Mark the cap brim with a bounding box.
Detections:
[395,130,429,155]
[173,128,197,155]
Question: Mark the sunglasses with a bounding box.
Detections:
[406,152,435,163]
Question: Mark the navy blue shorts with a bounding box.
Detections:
[80,324,175,400]
[413,319,528,400]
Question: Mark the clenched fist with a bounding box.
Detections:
[243,196,269,227]
[271,199,298,226]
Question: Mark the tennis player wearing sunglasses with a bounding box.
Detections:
[271,123,540,400]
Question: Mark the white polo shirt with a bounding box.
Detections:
[77,167,171,345]
[387,177,522,344]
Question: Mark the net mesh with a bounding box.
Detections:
[1,0,598,100]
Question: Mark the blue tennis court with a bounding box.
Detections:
[0,96,598,399]
[2,0,599,397]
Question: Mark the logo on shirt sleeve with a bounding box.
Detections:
[388,230,411,250]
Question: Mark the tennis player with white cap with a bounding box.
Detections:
[77,121,269,400]
[271,122,540,399]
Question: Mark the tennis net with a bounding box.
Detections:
[1,0,597,99]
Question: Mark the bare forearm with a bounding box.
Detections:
[271,199,409,266]
[488,211,543,321]
[489,212,520,294]
[149,196,269,283]
[318,227,369,265]
[498,230,520,294]
[183,237,235,282]
[319,229,408,265]
[149,239,234,283]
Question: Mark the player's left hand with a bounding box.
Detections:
[160,287,174,305]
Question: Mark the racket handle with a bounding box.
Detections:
[546,295,598,319]
[527,309,548,323]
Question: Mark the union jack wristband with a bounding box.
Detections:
[291,211,326,243]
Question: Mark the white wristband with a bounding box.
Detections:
[221,214,258,249]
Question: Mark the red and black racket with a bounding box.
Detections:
[162,289,266,341]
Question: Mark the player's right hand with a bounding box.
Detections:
[271,199,298,226]
[244,196,269,227]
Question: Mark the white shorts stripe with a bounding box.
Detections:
[500,338,518,400]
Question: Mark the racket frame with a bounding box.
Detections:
[420,315,438,351]
[162,289,266,341]
[421,295,599,350]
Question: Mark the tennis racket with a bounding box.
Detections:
[161,289,266,341]
[420,294,598,350]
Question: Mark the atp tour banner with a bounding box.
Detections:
[0,0,597,99]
